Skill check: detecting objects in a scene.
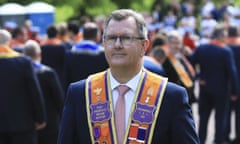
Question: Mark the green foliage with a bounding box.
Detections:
[0,0,233,24]
[55,5,74,23]
[235,0,240,6]
[86,0,117,16]
[131,0,154,12]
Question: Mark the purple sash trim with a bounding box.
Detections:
[137,73,147,101]
[104,72,114,144]
[88,80,92,104]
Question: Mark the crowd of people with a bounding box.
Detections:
[0,0,240,144]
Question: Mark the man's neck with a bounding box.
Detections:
[110,66,142,84]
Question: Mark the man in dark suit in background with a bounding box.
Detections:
[64,22,108,91]
[190,24,239,144]
[226,25,240,144]
[40,25,67,90]
[0,29,46,144]
[162,30,196,104]
[24,40,64,144]
[58,9,199,144]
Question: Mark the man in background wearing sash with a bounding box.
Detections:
[190,24,239,144]
[162,30,196,104]
[58,9,199,144]
[0,29,46,144]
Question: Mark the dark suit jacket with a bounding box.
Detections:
[190,44,239,97]
[0,56,46,132]
[228,44,240,106]
[41,44,67,88]
[58,77,200,143]
[162,57,194,86]
[33,63,64,135]
[162,57,196,103]
[64,50,109,90]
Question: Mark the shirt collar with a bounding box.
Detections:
[109,69,143,92]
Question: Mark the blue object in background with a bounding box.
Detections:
[26,2,55,35]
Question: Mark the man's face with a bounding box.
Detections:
[168,37,182,55]
[103,17,148,69]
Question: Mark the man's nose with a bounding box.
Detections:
[114,37,122,46]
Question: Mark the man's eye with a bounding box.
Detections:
[106,36,117,40]
[121,36,131,40]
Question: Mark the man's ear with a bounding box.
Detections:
[141,39,150,56]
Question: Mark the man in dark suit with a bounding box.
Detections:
[24,40,64,144]
[0,29,46,144]
[226,25,240,144]
[190,24,239,144]
[41,25,67,89]
[162,30,196,104]
[64,22,109,91]
[58,9,199,144]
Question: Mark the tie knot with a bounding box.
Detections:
[117,85,130,97]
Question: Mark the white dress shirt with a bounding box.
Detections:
[109,70,142,128]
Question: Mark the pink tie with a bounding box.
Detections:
[115,85,130,144]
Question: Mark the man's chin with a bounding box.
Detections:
[111,62,128,68]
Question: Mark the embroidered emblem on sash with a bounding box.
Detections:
[94,88,102,101]
[133,102,155,124]
[91,102,111,122]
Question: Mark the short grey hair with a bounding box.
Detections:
[103,9,148,39]
[211,23,227,39]
[167,30,183,42]
[0,29,12,46]
[24,40,41,58]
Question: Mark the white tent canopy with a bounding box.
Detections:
[25,2,55,14]
[0,3,26,15]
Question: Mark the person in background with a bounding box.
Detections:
[144,46,166,76]
[190,24,239,144]
[162,30,196,104]
[58,9,199,144]
[24,40,64,144]
[57,22,72,50]
[10,26,28,52]
[0,29,46,144]
[29,26,41,44]
[67,20,82,45]
[3,21,17,33]
[41,25,61,46]
[40,25,67,89]
[64,22,108,91]
[226,25,240,144]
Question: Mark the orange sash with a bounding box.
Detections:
[0,46,20,58]
[85,70,168,144]
[227,38,240,45]
[168,54,193,88]
[210,40,226,47]
[73,33,82,44]
[40,38,61,45]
